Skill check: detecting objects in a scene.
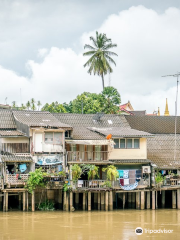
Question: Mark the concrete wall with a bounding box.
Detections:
[109,138,147,160]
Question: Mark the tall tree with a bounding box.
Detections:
[83,31,118,90]
[12,101,17,109]
[41,102,67,113]
[26,101,31,110]
[37,101,42,111]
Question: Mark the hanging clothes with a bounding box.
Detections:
[120,179,124,186]
[118,170,124,179]
[136,169,142,178]
[123,170,129,179]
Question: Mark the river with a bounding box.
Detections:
[0,209,180,240]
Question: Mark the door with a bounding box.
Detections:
[35,133,43,152]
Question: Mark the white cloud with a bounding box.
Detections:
[1,5,180,115]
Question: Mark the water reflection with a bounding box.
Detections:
[0,210,180,240]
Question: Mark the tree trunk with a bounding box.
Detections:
[101,73,104,90]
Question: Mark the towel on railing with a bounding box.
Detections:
[123,170,129,179]
[124,179,129,185]
[118,170,124,178]
[120,179,124,186]
[19,164,27,173]
[136,169,142,178]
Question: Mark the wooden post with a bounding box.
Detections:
[101,192,105,210]
[141,191,145,210]
[94,193,98,210]
[32,191,35,212]
[105,191,108,211]
[3,192,6,212]
[128,192,132,208]
[63,191,66,211]
[58,190,62,209]
[177,189,180,210]
[146,192,150,209]
[19,193,22,210]
[75,193,79,210]
[66,192,69,211]
[123,192,126,209]
[88,192,91,211]
[109,191,113,211]
[161,191,165,208]
[83,192,86,210]
[0,196,2,210]
[26,192,29,211]
[23,191,26,211]
[70,191,73,211]
[132,192,136,209]
[172,190,176,209]
[136,192,140,209]
[98,192,101,210]
[152,191,155,210]
[156,191,158,209]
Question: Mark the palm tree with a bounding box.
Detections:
[31,103,36,111]
[37,100,42,111]
[83,31,118,90]
[12,101,17,109]
[26,101,31,110]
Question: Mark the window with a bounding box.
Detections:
[45,132,63,145]
[113,138,140,149]
[65,131,71,138]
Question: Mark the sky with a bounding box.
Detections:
[1,0,180,115]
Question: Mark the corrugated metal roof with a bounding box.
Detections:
[13,110,72,128]
[0,109,16,129]
[109,159,151,164]
[0,130,25,136]
[1,154,33,162]
[87,127,153,137]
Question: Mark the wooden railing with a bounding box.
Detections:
[6,174,29,185]
[72,180,111,189]
[67,151,109,162]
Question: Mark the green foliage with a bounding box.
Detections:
[155,172,165,184]
[100,87,121,114]
[101,180,112,188]
[41,101,67,113]
[83,31,118,89]
[81,164,99,180]
[37,200,55,211]
[59,171,66,177]
[25,168,46,194]
[102,165,119,181]
[71,164,82,182]
[63,183,69,192]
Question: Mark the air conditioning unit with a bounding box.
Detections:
[142,166,151,174]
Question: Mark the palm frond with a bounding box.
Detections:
[102,43,117,51]
[104,50,118,56]
[83,51,96,56]
[104,54,116,66]
[84,44,96,50]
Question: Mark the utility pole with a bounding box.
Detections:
[162,72,180,161]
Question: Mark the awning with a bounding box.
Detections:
[65,140,110,145]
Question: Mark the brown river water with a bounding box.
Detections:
[0,209,180,240]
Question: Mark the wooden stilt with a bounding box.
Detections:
[75,193,79,210]
[152,191,155,210]
[70,192,73,211]
[3,192,6,212]
[63,191,66,211]
[177,189,180,210]
[101,192,105,210]
[58,190,62,209]
[23,192,26,211]
[108,191,113,211]
[19,193,22,210]
[83,192,86,211]
[5,192,8,212]
[132,192,136,209]
[0,196,2,210]
[161,191,165,208]
[128,192,132,208]
[88,192,91,211]
[32,191,35,212]
[156,191,158,209]
[172,190,176,209]
[26,192,29,211]
[141,191,145,210]
[105,192,108,211]
[98,192,101,210]
[66,192,69,211]
[136,192,140,209]
[146,192,150,209]
[94,193,98,210]
[123,192,126,209]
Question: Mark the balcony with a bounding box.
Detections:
[72,180,111,189]
[5,174,29,187]
[67,151,109,163]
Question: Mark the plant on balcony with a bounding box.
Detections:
[155,172,165,188]
[81,164,99,180]
[102,165,119,181]
[72,164,82,182]
[25,168,46,194]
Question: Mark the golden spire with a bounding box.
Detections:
[164,98,169,116]
[158,107,160,116]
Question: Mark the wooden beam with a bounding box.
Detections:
[3,192,6,212]
[5,192,8,212]
[88,192,91,211]
[108,191,113,211]
[26,192,29,211]
[146,191,150,209]
[105,192,108,211]
[98,192,101,210]
[83,192,86,211]
[172,190,176,209]
[152,191,155,210]
[101,192,105,210]
[70,192,73,211]
[177,189,180,210]
[141,191,145,210]
[123,192,126,209]
[23,192,26,211]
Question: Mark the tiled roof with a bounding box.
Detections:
[125,116,180,134]
[1,154,33,162]
[13,110,72,128]
[129,111,146,116]
[54,113,131,140]
[87,127,153,137]
[0,130,25,136]
[0,109,16,129]
[109,159,151,164]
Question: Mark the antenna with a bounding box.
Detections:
[4,97,7,105]
[162,72,180,162]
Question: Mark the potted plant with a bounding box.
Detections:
[71,164,82,183]
[155,172,165,188]
[102,165,119,181]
